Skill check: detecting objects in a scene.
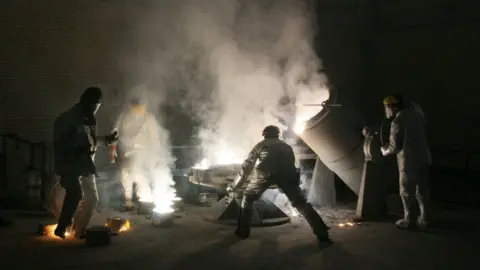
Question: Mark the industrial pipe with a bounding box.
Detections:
[297,104,365,195]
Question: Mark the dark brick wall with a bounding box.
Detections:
[0,1,125,142]
[313,1,480,151]
[1,0,479,154]
[362,0,480,151]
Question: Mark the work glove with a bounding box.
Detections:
[105,131,119,145]
[226,185,235,193]
[362,126,370,137]
[380,146,389,156]
[362,126,377,137]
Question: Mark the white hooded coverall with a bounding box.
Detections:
[383,105,432,225]
[112,110,160,202]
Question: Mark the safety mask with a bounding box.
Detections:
[384,105,396,119]
[130,104,146,115]
[81,101,101,115]
[91,103,102,115]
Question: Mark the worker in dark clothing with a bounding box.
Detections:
[53,87,118,238]
[227,125,331,245]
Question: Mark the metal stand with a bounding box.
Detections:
[355,134,391,221]
[202,190,291,227]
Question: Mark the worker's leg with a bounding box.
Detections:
[235,174,269,239]
[396,170,417,229]
[120,159,135,209]
[280,181,330,242]
[134,169,153,202]
[55,172,83,238]
[415,166,432,229]
[72,174,99,238]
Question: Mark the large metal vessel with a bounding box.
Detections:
[188,164,244,189]
[298,103,366,195]
[187,164,290,226]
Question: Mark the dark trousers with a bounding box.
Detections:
[56,172,83,232]
[57,172,99,235]
[239,174,329,237]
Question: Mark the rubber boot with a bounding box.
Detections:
[54,227,66,239]
[72,224,86,239]
[395,218,412,230]
[298,203,332,245]
[55,224,75,239]
[234,208,252,239]
[417,199,430,230]
[396,206,413,230]
[416,216,429,230]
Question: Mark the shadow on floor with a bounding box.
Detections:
[419,217,480,238]
[166,231,351,270]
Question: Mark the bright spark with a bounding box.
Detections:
[44,224,72,239]
[193,147,244,170]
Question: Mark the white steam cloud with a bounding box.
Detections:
[118,0,329,173]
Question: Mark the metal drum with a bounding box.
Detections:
[85,226,112,246]
[152,212,174,227]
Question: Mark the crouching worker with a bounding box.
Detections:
[227,125,332,246]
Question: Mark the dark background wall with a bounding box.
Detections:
[1,0,479,162]
[0,0,125,141]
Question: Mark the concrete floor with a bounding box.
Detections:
[0,204,478,270]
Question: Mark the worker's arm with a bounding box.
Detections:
[111,113,123,135]
[229,143,262,191]
[95,114,123,147]
[95,132,118,148]
[381,117,404,156]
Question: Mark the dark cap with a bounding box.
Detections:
[262,125,280,138]
[80,86,103,104]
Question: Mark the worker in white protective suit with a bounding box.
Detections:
[53,87,118,238]
[111,98,161,210]
[227,125,331,246]
[380,94,432,230]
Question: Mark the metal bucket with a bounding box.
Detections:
[173,197,184,211]
[152,212,174,227]
[137,201,155,215]
[105,217,130,232]
[85,226,112,246]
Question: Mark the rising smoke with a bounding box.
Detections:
[119,0,329,169]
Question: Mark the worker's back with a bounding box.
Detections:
[255,138,297,176]
[395,106,431,171]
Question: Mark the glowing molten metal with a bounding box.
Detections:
[294,87,329,135]
[193,148,245,170]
